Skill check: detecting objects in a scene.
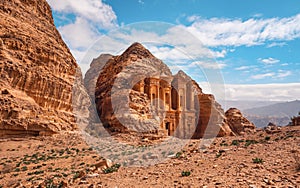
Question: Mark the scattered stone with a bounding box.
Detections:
[93,159,113,172]
[143,176,148,180]
[1,89,9,95]
[264,123,282,134]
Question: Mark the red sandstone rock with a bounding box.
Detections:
[0,0,89,137]
[93,43,235,138]
[225,108,256,135]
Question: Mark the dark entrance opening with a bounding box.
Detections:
[165,122,170,135]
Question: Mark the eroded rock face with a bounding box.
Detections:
[225,108,256,135]
[0,0,89,137]
[194,93,234,138]
[93,43,235,138]
[94,43,170,134]
[84,54,113,99]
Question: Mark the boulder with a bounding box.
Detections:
[225,108,256,135]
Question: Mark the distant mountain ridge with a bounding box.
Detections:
[243,100,300,117]
[242,100,300,128]
[220,100,280,111]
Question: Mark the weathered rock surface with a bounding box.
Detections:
[0,0,89,137]
[92,42,235,138]
[225,108,256,135]
[264,122,282,134]
[94,43,170,134]
[195,93,234,138]
[84,54,113,99]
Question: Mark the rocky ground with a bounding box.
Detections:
[0,126,299,188]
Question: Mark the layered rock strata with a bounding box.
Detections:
[225,108,256,135]
[0,0,89,137]
[92,43,239,138]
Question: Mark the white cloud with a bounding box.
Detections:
[250,70,292,80]
[185,14,300,47]
[46,0,118,68]
[258,57,280,64]
[267,42,287,48]
[224,83,300,101]
[138,0,145,5]
[58,17,100,49]
[199,82,300,101]
[190,61,226,70]
[235,66,253,71]
[277,70,292,78]
[251,73,275,80]
[187,15,201,22]
[46,0,117,29]
[252,13,263,18]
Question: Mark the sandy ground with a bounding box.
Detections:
[0,126,299,188]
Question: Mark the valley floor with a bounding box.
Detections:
[0,126,299,188]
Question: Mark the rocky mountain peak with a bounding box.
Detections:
[174,70,191,79]
[118,42,156,61]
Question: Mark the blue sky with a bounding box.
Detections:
[46,0,300,101]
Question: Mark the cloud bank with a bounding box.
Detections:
[200,82,300,101]
[186,14,300,47]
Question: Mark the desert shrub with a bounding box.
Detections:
[231,139,245,146]
[265,136,271,141]
[27,170,44,175]
[45,179,65,188]
[216,153,222,158]
[21,166,28,171]
[73,171,80,179]
[175,152,182,158]
[252,158,263,164]
[245,140,259,147]
[33,165,42,170]
[220,141,228,146]
[181,171,191,177]
[103,163,121,174]
[14,168,20,172]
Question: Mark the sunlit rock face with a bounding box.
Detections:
[225,108,256,135]
[93,43,235,138]
[0,0,89,137]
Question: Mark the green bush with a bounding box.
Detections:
[245,140,259,147]
[252,158,263,164]
[231,140,240,146]
[14,168,20,172]
[216,153,222,158]
[181,171,191,177]
[175,152,182,158]
[103,163,121,174]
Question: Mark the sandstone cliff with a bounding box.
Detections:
[0,0,89,137]
[94,43,172,134]
[92,43,235,138]
[225,108,256,135]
